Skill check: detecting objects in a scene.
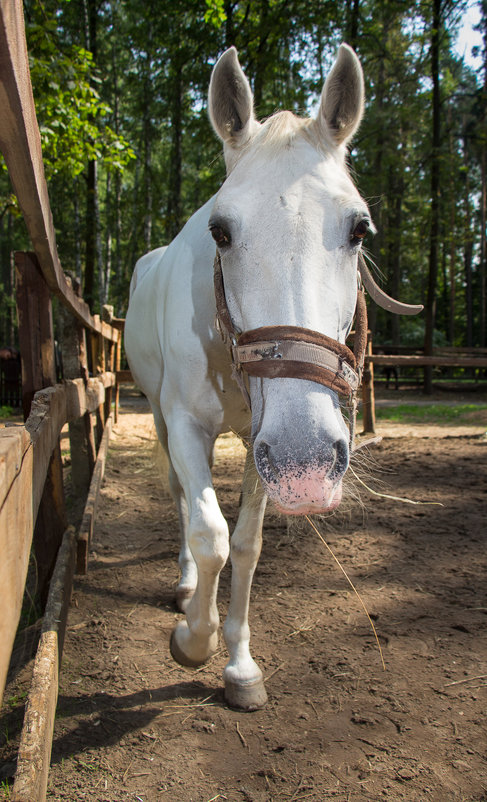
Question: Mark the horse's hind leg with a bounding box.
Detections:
[150,403,196,612]
[223,449,268,710]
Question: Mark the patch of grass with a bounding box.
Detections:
[0,405,14,418]
[368,403,487,425]
[6,691,28,710]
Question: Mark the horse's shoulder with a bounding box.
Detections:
[130,246,168,297]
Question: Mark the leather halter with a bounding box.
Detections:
[213,249,422,451]
[213,251,368,409]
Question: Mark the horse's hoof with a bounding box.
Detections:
[169,624,218,668]
[169,630,204,668]
[224,677,268,711]
[175,586,194,613]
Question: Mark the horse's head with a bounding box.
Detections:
[208,46,373,515]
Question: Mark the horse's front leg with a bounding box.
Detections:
[168,415,229,667]
[223,449,267,710]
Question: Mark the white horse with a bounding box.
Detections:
[125,45,389,710]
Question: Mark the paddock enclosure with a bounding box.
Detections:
[2,388,486,801]
[1,4,487,800]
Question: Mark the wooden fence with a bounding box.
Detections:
[0,4,123,800]
[361,343,487,433]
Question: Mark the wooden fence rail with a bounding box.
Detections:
[360,346,487,434]
[0,3,124,800]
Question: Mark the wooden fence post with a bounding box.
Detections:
[58,278,95,494]
[361,334,376,435]
[15,252,67,605]
[102,305,115,422]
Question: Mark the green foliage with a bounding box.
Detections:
[0,0,485,346]
[26,16,135,180]
[204,0,227,28]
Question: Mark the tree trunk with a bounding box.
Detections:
[165,62,183,242]
[389,167,404,346]
[346,0,360,49]
[423,0,441,393]
[367,17,389,339]
[448,110,456,345]
[463,131,473,347]
[84,158,98,310]
[83,0,99,312]
[480,0,487,346]
[480,144,486,346]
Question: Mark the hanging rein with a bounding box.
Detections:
[213,251,422,448]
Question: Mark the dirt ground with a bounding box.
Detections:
[2,387,487,801]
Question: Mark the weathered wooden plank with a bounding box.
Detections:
[362,338,376,435]
[25,387,67,522]
[0,427,33,702]
[116,369,134,383]
[0,424,30,511]
[59,301,96,494]
[64,374,115,421]
[0,372,116,700]
[367,355,487,367]
[77,414,113,574]
[10,630,58,802]
[11,526,77,802]
[16,251,67,602]
[15,253,56,420]
[0,5,119,344]
[34,443,68,607]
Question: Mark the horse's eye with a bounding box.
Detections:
[351,220,369,245]
[210,224,231,248]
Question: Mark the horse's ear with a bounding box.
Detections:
[209,47,258,148]
[317,44,364,147]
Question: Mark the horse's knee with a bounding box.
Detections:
[231,533,262,565]
[188,510,229,573]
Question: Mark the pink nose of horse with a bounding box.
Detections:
[254,436,348,515]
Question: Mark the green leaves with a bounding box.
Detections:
[204,0,227,28]
[27,15,134,180]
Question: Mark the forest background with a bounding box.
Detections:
[0,0,486,361]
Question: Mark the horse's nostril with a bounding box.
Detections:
[254,440,278,483]
[329,438,349,480]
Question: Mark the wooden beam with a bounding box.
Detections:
[77,414,113,574]
[0,426,33,703]
[116,369,134,383]
[361,338,376,434]
[0,374,115,702]
[367,355,487,367]
[0,7,120,343]
[11,526,77,802]
[16,252,67,602]
[15,253,57,420]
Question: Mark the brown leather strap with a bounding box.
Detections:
[235,328,359,395]
[213,252,365,400]
[214,253,238,343]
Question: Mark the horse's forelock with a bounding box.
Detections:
[229,110,336,169]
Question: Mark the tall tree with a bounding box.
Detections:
[424,0,442,392]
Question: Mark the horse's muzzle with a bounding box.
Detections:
[253,437,348,515]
